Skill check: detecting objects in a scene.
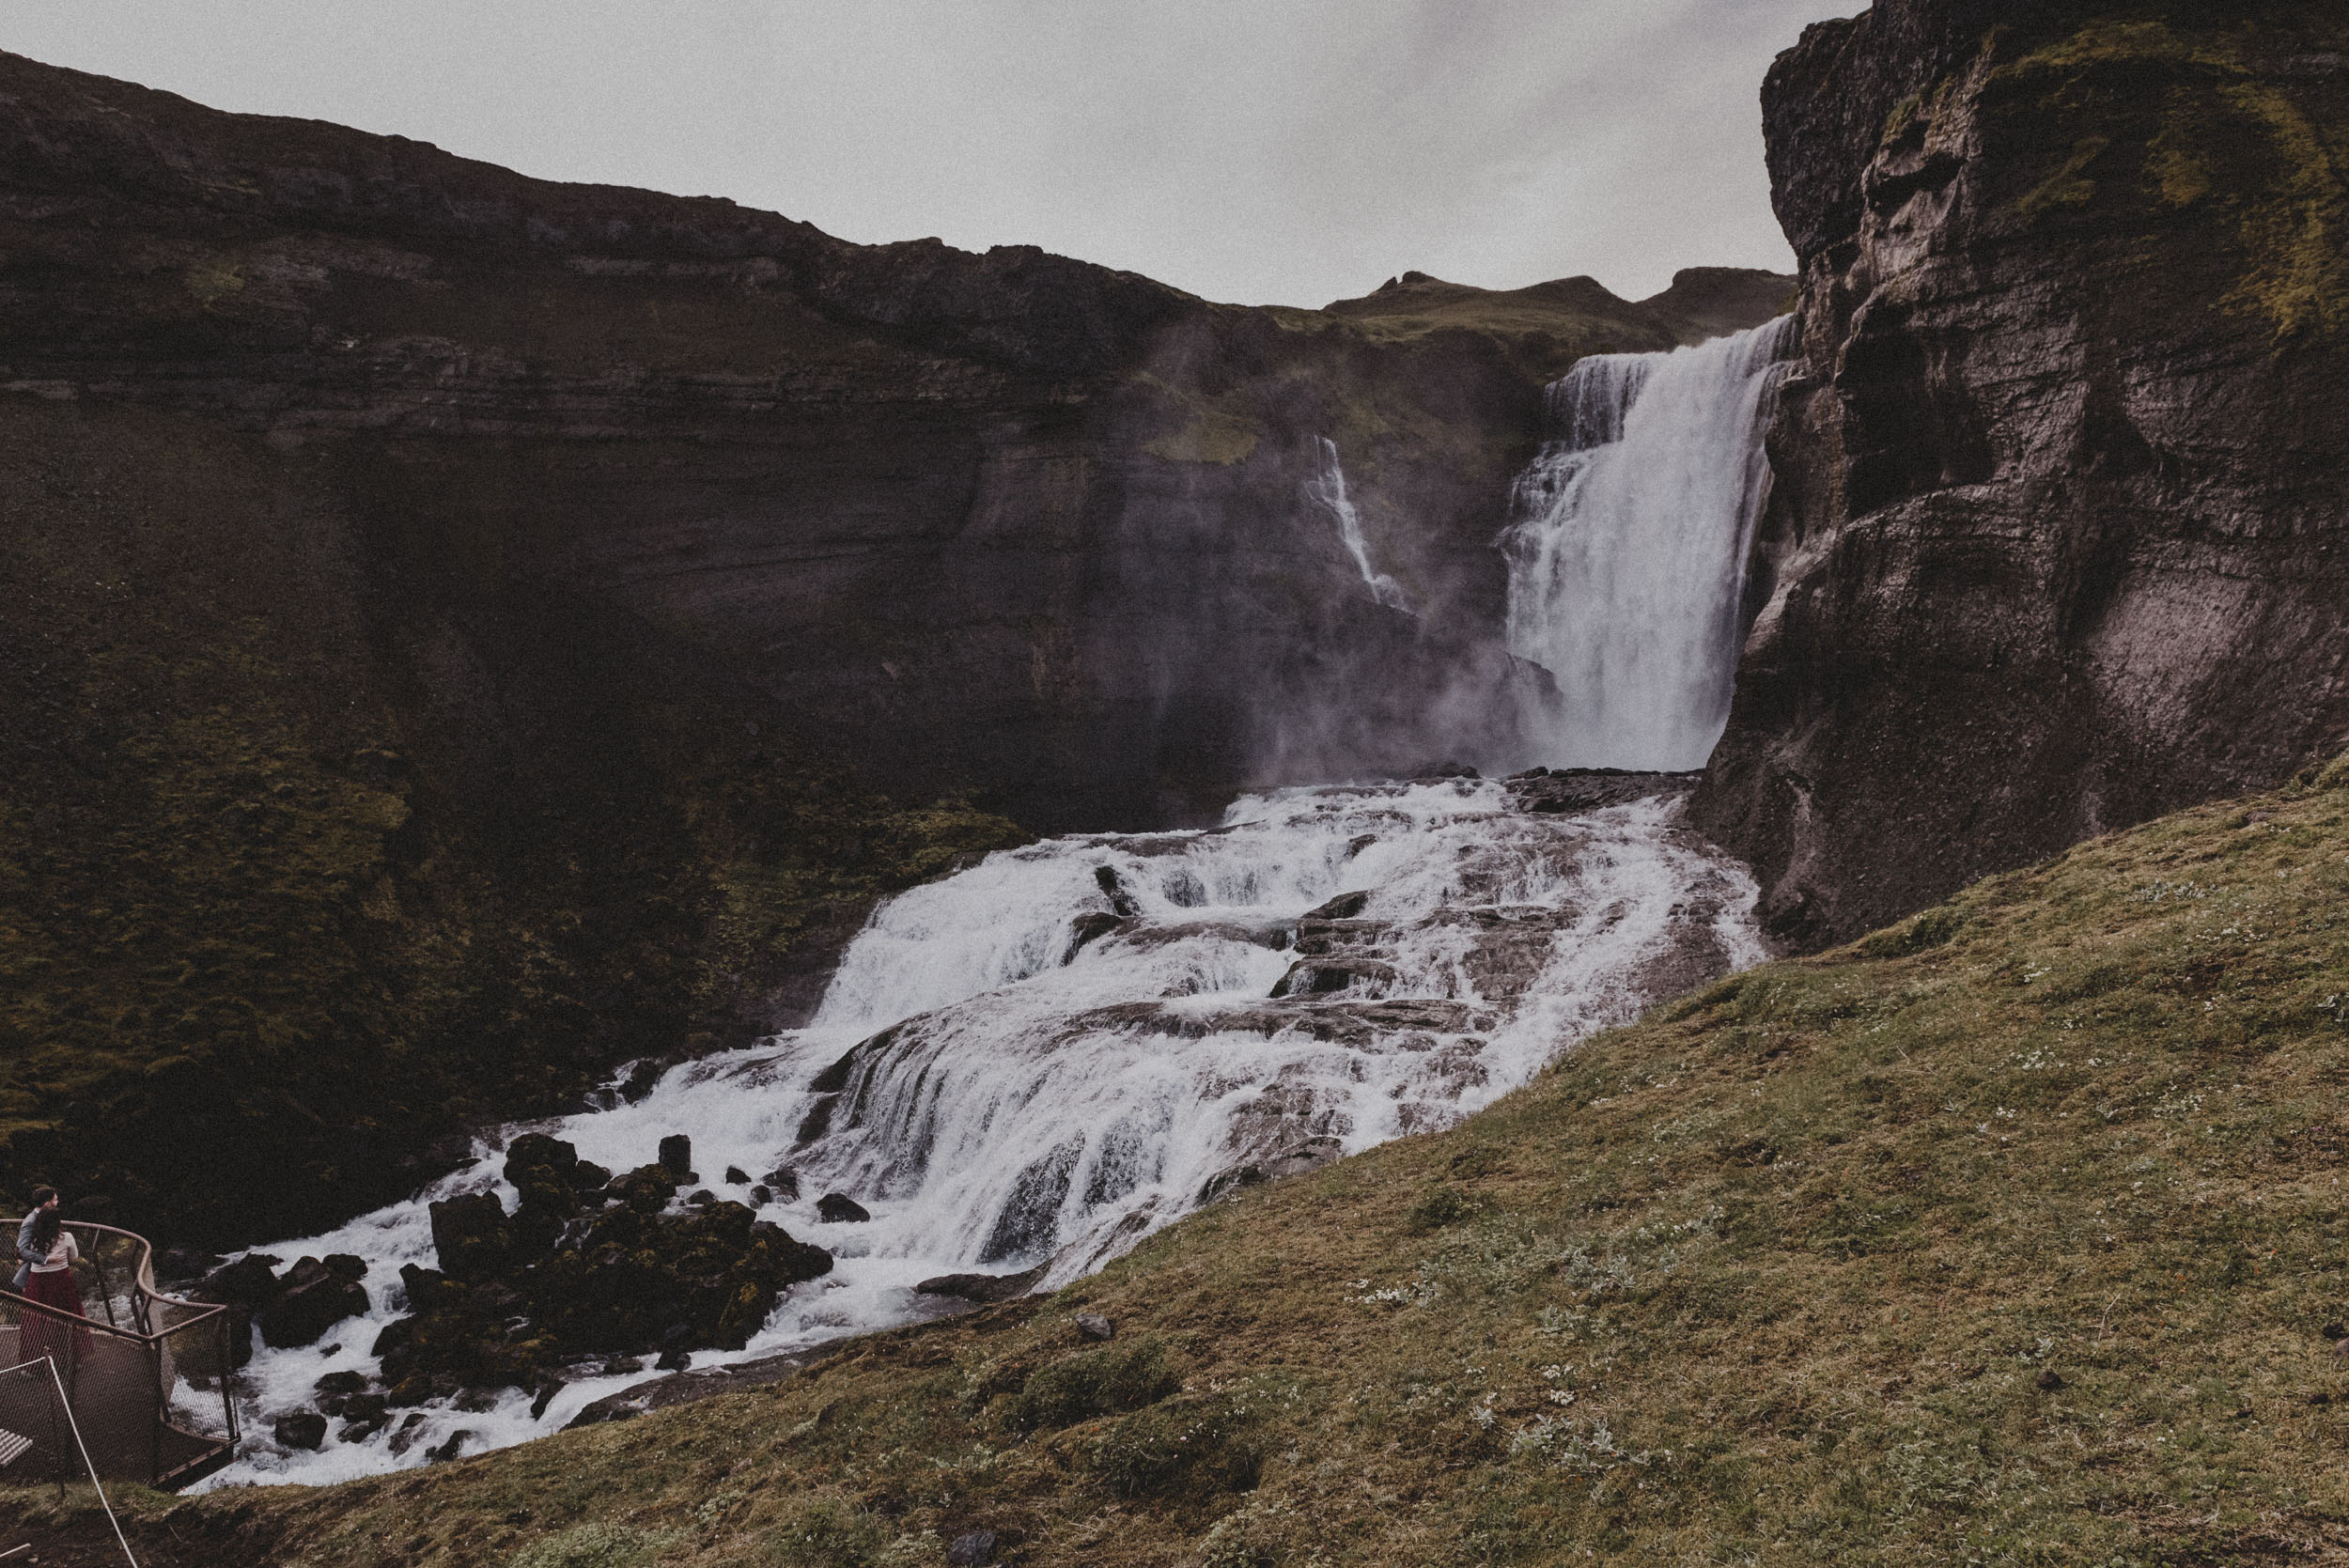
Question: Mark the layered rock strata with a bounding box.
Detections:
[1695,0,2349,945]
[0,50,1787,1245]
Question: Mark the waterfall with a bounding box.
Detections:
[206,778,1765,1486]
[196,324,1800,1492]
[1501,317,1795,770]
[1308,437,1415,613]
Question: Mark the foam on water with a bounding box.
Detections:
[200,779,1764,1486]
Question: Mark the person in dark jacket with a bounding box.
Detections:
[11,1186,54,1293]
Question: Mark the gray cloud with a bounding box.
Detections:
[8,0,1856,305]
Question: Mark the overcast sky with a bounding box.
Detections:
[5,1,1857,307]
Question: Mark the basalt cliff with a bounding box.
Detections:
[0,50,1783,1244]
[1693,0,2349,944]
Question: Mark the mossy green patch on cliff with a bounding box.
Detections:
[1993,16,2349,339]
[198,755,2349,1565]
[1143,409,1260,466]
[2015,132,2112,222]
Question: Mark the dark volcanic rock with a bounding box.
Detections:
[272,1411,327,1451]
[1508,769,1697,815]
[257,1257,369,1348]
[376,1136,833,1396]
[913,1264,1049,1303]
[817,1193,872,1224]
[1695,1,2349,946]
[428,1194,515,1284]
[565,1346,832,1429]
[947,1531,999,1567]
[196,1254,283,1309]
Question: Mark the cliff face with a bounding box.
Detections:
[0,52,1789,1243]
[1694,0,2349,946]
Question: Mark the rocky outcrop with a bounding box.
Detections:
[365,1134,832,1405]
[1694,0,2349,945]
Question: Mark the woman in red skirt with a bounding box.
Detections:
[16,1190,91,1369]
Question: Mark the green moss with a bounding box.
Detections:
[1994,18,2349,338]
[2014,133,2111,222]
[1144,409,1260,465]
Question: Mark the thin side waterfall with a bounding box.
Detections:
[1502,317,1796,769]
[1308,437,1415,613]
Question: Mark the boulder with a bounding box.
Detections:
[1076,1313,1115,1342]
[257,1257,369,1349]
[1302,890,1372,921]
[505,1134,585,1249]
[948,1530,999,1566]
[1269,957,1399,999]
[761,1168,801,1202]
[272,1410,327,1451]
[912,1264,1047,1304]
[817,1193,871,1224]
[312,1371,368,1406]
[658,1135,694,1181]
[612,1164,680,1215]
[397,1263,458,1312]
[1063,910,1125,963]
[428,1192,514,1281]
[723,1166,750,1186]
[154,1246,223,1283]
[320,1253,367,1281]
[195,1253,283,1309]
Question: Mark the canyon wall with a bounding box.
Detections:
[1695,0,2349,945]
[0,52,1784,1242]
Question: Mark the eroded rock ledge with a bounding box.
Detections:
[1694,0,2349,946]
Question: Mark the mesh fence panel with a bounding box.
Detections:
[0,1355,70,1483]
[0,1223,237,1487]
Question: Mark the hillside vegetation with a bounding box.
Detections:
[42,745,2328,1564]
[0,398,1027,1249]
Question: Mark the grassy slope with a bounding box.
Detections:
[83,747,2340,1565]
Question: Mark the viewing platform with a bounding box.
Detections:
[0,1222,240,1490]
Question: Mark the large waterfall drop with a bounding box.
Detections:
[1502,317,1795,769]
[199,325,1798,1488]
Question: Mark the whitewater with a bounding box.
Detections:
[196,318,1793,1486]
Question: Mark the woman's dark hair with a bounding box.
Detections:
[26,1188,60,1255]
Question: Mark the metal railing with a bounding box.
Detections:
[0,1220,239,1489]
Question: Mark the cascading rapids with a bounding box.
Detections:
[203,778,1764,1486]
[1501,317,1796,769]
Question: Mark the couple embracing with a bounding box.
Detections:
[12,1186,91,1366]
